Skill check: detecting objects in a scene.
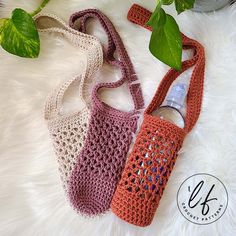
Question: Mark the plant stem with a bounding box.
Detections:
[31,0,50,16]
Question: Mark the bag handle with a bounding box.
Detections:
[69,9,144,111]
[44,75,84,120]
[34,13,103,120]
[127,4,205,133]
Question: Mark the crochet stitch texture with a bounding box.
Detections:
[111,4,205,227]
[68,9,144,216]
[34,13,103,192]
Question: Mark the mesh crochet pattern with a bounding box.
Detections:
[111,4,205,227]
[34,13,103,192]
[68,9,144,216]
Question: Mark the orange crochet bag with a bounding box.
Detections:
[111,4,205,227]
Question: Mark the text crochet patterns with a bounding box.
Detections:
[111,4,205,227]
[68,9,144,216]
[35,13,103,192]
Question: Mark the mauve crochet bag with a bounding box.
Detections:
[34,13,103,192]
[111,4,205,227]
[68,9,144,216]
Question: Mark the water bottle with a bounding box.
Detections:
[152,83,187,128]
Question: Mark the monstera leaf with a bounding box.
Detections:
[0,8,40,58]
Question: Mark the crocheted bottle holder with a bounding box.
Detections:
[34,13,103,192]
[111,4,205,227]
[68,9,144,216]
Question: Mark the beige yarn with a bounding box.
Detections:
[34,13,103,192]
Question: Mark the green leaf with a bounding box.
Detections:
[162,0,174,5]
[0,18,7,35]
[0,18,6,28]
[149,14,182,70]
[147,7,166,30]
[174,0,195,14]
[0,8,40,58]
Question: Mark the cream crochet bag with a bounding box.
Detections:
[34,13,103,192]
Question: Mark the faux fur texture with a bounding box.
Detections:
[0,0,236,235]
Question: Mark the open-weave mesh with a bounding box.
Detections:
[111,4,205,227]
[34,13,103,192]
[68,9,144,216]
[112,117,185,226]
[47,106,89,192]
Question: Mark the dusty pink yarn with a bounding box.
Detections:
[68,9,144,216]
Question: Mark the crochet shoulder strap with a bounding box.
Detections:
[69,9,144,111]
[34,13,103,120]
[127,4,205,133]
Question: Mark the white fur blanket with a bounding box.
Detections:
[0,0,235,235]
